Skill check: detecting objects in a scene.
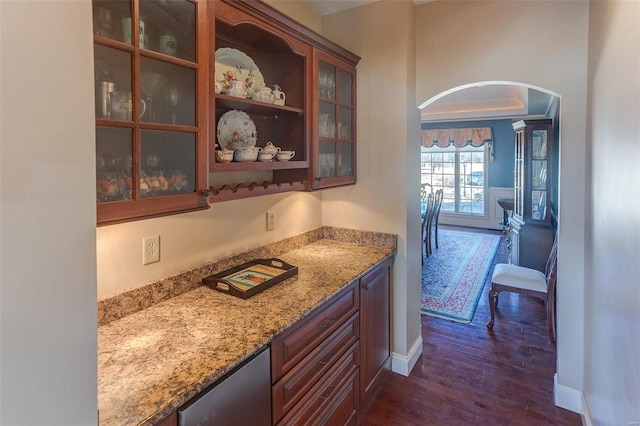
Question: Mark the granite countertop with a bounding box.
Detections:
[98,238,395,426]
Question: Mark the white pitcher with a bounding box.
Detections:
[272,84,285,106]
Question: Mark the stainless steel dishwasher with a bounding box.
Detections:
[177,347,271,425]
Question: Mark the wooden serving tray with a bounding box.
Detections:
[202,258,298,299]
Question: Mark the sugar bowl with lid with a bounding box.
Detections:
[261,142,280,156]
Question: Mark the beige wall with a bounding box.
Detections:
[97,192,321,299]
[320,0,423,367]
[264,0,322,33]
[585,1,640,423]
[0,1,97,423]
[416,0,590,406]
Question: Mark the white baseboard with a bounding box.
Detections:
[581,393,593,426]
[391,336,423,376]
[554,373,585,415]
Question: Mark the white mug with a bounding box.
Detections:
[110,91,146,120]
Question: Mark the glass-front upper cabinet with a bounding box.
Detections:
[511,119,553,225]
[313,49,357,189]
[92,0,208,225]
[530,128,548,221]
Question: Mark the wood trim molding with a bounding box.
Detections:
[221,0,361,65]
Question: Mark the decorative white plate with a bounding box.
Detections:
[215,48,265,98]
[216,110,257,150]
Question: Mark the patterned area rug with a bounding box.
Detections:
[421,229,501,324]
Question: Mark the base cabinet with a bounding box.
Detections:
[271,256,393,425]
[359,258,392,413]
[509,219,554,272]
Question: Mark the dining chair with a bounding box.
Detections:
[433,189,443,249]
[421,190,435,261]
[486,236,558,342]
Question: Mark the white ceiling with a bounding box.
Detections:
[420,84,557,123]
[301,1,557,123]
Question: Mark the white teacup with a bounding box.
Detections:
[258,151,276,162]
[216,149,234,163]
[276,150,295,161]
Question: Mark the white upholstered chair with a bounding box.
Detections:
[486,236,558,342]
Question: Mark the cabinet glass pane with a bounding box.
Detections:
[96,127,133,202]
[337,143,353,176]
[319,61,335,100]
[140,130,196,197]
[319,141,336,178]
[338,107,352,140]
[93,1,130,41]
[94,45,132,119]
[532,189,547,220]
[338,69,352,105]
[319,102,336,138]
[532,159,547,190]
[140,0,196,61]
[141,57,195,126]
[532,130,547,159]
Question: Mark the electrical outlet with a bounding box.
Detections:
[143,235,160,265]
[266,211,275,231]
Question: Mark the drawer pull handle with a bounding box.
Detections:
[319,318,337,330]
[319,351,335,365]
[319,385,336,401]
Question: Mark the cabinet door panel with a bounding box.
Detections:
[96,127,134,202]
[337,142,353,177]
[93,1,131,42]
[359,257,392,410]
[94,45,132,120]
[140,130,196,197]
[312,50,356,189]
[140,57,196,126]
[139,0,196,61]
[93,0,208,224]
[337,69,353,105]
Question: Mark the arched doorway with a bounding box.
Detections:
[418,81,560,231]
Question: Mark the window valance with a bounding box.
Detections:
[421,127,492,148]
[421,127,494,160]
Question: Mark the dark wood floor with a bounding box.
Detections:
[363,226,582,425]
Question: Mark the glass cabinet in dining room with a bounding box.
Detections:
[312,49,357,189]
[92,0,208,225]
[509,119,555,272]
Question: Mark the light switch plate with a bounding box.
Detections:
[143,235,160,265]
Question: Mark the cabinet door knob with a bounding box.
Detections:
[201,188,211,197]
[315,177,322,182]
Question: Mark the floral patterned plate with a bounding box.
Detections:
[216,110,257,150]
[215,48,264,98]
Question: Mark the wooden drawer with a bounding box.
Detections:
[277,342,359,426]
[272,313,359,423]
[271,282,359,382]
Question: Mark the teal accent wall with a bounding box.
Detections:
[421,119,515,188]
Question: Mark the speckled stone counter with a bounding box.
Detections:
[98,230,396,425]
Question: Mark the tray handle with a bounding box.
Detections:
[215,279,244,293]
[261,258,296,270]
